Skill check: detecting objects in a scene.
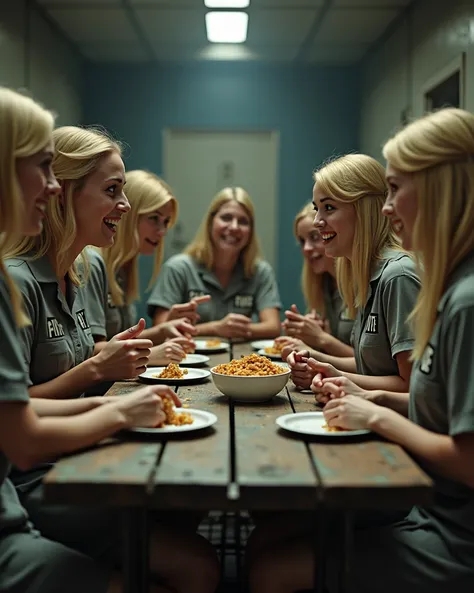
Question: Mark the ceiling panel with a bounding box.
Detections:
[248,9,319,44]
[38,0,120,5]
[129,0,205,5]
[79,41,150,62]
[315,8,399,44]
[307,43,369,64]
[47,8,138,42]
[135,8,207,45]
[251,0,325,6]
[332,0,410,6]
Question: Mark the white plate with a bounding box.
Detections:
[193,339,230,353]
[276,411,371,438]
[180,353,210,367]
[257,348,282,360]
[139,367,211,386]
[127,408,217,434]
[251,340,275,350]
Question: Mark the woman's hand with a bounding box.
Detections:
[275,336,308,361]
[286,349,316,390]
[282,304,331,349]
[112,385,182,428]
[318,376,370,401]
[168,295,211,324]
[149,338,187,366]
[92,319,152,381]
[215,313,252,339]
[323,395,379,431]
[308,359,343,404]
[158,318,197,340]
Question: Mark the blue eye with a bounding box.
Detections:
[106,185,116,194]
[325,204,335,211]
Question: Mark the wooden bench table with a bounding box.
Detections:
[44,341,432,593]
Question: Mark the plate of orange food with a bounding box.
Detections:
[139,363,211,386]
[127,397,217,434]
[252,340,284,360]
[276,411,371,438]
[193,339,230,354]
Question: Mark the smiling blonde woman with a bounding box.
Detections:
[148,186,282,339]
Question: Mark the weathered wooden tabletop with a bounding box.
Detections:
[44,341,433,512]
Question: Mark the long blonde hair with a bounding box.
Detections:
[103,170,178,306]
[6,126,122,286]
[185,187,261,277]
[314,154,400,318]
[0,88,55,327]
[383,108,474,359]
[293,202,328,314]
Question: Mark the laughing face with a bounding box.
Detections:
[210,200,252,255]
[296,214,334,275]
[72,150,130,248]
[312,182,356,260]
[15,140,61,236]
[383,163,418,250]
[137,200,174,256]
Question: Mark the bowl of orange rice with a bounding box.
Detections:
[210,353,290,403]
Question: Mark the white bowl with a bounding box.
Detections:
[210,367,290,403]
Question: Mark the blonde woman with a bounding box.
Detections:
[86,170,196,365]
[286,154,420,399]
[5,124,219,593]
[0,88,183,593]
[279,202,354,357]
[148,187,281,339]
[250,108,474,593]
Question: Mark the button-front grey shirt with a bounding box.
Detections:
[408,251,474,569]
[0,271,31,533]
[147,253,281,322]
[83,251,136,340]
[6,254,95,387]
[322,273,354,346]
[352,250,420,376]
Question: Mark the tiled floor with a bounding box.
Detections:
[198,511,253,593]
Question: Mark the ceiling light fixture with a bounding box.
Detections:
[204,1,250,7]
[205,12,248,43]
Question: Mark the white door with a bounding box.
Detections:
[163,130,279,271]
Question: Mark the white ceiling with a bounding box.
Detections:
[37,0,413,65]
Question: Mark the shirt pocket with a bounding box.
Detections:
[31,339,74,384]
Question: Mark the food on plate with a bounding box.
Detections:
[153,363,189,380]
[322,423,346,432]
[205,338,222,348]
[264,341,284,356]
[155,396,193,427]
[213,353,287,376]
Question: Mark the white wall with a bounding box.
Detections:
[360,0,474,159]
[0,0,83,125]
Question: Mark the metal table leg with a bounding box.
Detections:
[123,508,149,593]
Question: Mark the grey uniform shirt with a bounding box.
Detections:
[81,249,108,340]
[147,253,281,322]
[6,254,95,492]
[322,273,354,346]
[352,250,420,376]
[407,251,474,569]
[0,272,31,534]
[6,254,95,387]
[84,251,136,339]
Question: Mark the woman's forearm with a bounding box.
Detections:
[371,408,474,489]
[28,358,100,399]
[319,333,354,357]
[367,390,409,416]
[195,321,220,336]
[31,396,104,417]
[343,371,409,392]
[310,350,357,373]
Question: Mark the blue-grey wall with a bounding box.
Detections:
[83,62,360,321]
